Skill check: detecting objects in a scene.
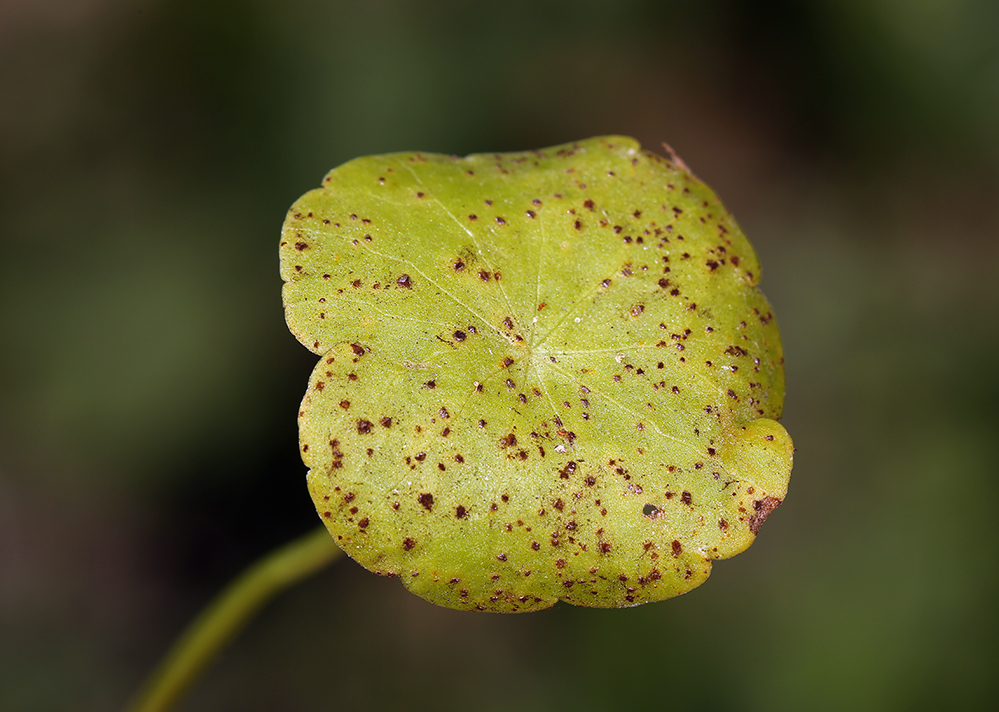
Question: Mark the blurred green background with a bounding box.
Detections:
[2,0,998,710]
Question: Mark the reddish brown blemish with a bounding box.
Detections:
[749,497,782,535]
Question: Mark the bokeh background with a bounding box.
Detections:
[2,1,998,710]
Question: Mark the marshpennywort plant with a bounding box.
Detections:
[128,136,792,712]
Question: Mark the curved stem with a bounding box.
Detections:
[126,526,344,712]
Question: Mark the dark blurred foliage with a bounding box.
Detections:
[2,1,998,710]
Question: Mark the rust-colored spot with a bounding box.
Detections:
[749,496,782,535]
[418,493,435,511]
[403,537,416,551]
[671,540,682,557]
[397,273,412,288]
[357,419,373,434]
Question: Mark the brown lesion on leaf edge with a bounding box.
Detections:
[748,496,782,535]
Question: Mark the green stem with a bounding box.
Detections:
[126,526,344,712]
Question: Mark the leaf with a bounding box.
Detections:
[280,136,792,612]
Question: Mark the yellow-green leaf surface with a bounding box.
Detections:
[280,136,792,612]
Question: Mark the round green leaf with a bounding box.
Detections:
[280,136,792,612]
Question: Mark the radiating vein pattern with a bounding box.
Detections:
[280,136,793,612]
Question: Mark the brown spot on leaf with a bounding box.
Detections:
[418,493,435,511]
[749,497,782,535]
